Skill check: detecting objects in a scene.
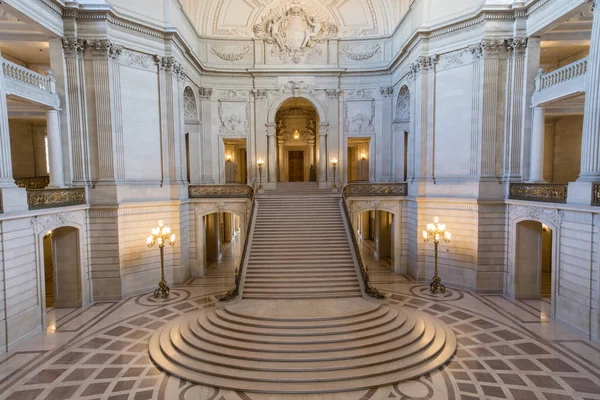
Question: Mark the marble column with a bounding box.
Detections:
[379,86,394,182]
[267,125,277,186]
[0,54,27,212]
[199,88,214,184]
[46,109,65,188]
[393,213,403,274]
[194,215,206,277]
[318,125,328,188]
[206,213,222,262]
[579,2,600,181]
[308,137,315,177]
[278,138,285,182]
[529,107,546,182]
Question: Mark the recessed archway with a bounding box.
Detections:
[515,220,554,303]
[274,98,320,183]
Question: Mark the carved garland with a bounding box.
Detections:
[210,45,252,62]
[340,44,381,61]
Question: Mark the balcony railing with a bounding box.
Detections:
[509,183,568,204]
[592,183,600,207]
[15,176,50,190]
[2,59,55,93]
[189,184,254,200]
[342,183,408,198]
[27,188,86,210]
[535,57,588,92]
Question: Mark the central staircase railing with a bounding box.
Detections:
[219,190,256,302]
[341,187,385,300]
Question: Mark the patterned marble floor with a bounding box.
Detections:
[1,241,599,400]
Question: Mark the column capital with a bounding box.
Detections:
[586,0,598,11]
[380,86,394,98]
[252,89,268,100]
[61,37,85,58]
[470,39,503,59]
[408,55,438,80]
[91,39,123,60]
[266,123,277,136]
[198,87,213,100]
[505,37,528,56]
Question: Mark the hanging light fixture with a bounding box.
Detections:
[293,130,300,141]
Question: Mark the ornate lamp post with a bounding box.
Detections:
[146,220,176,298]
[331,157,338,190]
[422,216,451,294]
[257,158,264,190]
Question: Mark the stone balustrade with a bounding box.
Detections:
[189,184,254,200]
[535,57,588,92]
[2,59,55,93]
[342,183,408,197]
[508,183,568,204]
[15,176,50,190]
[27,188,86,210]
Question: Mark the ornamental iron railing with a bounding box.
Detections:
[509,183,567,204]
[189,184,254,200]
[535,57,588,92]
[592,183,600,207]
[341,191,385,300]
[219,192,256,302]
[27,188,86,210]
[15,176,50,190]
[342,183,408,198]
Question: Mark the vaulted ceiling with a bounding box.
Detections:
[179,0,402,38]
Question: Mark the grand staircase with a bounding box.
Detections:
[244,183,361,299]
[149,182,457,394]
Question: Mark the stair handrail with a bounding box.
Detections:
[219,191,256,302]
[341,189,385,300]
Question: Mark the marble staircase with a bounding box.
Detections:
[149,183,457,394]
[244,183,361,299]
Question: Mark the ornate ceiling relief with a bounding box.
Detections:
[253,1,338,64]
[344,90,376,135]
[218,91,250,135]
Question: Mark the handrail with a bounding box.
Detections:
[508,183,567,204]
[219,192,256,302]
[2,59,55,93]
[27,188,86,210]
[535,57,588,92]
[15,176,50,190]
[340,192,385,300]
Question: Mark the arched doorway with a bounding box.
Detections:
[274,98,319,182]
[42,226,83,310]
[515,221,554,301]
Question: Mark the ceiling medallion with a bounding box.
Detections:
[253,0,338,64]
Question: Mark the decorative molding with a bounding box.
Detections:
[380,86,394,98]
[183,87,198,120]
[326,89,340,99]
[217,90,249,101]
[509,204,561,225]
[30,210,87,235]
[15,176,50,190]
[198,87,213,100]
[252,89,268,100]
[343,183,408,198]
[218,101,249,135]
[345,89,374,100]
[470,39,504,59]
[154,56,185,79]
[210,45,252,62]
[505,37,528,56]
[340,44,382,62]
[408,55,438,80]
[437,49,471,70]
[344,100,376,134]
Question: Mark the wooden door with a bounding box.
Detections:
[288,151,304,182]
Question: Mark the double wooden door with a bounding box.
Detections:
[288,151,304,182]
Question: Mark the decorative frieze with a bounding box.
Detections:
[90,40,123,60]
[217,89,249,101]
[119,49,155,71]
[340,44,382,62]
[343,183,408,197]
[30,210,87,235]
[437,49,471,70]
[326,89,340,99]
[198,87,213,100]
[15,176,50,189]
[210,45,252,62]
[252,89,268,99]
[345,89,374,100]
[218,101,249,135]
[508,204,561,225]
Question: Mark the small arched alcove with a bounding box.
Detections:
[515,220,553,301]
[43,226,83,309]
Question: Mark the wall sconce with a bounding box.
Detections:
[422,216,451,294]
[361,153,366,160]
[257,158,264,190]
[293,130,300,141]
[542,224,549,232]
[226,154,232,162]
[146,220,176,298]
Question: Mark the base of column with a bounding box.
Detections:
[264,182,277,190]
[0,187,28,213]
[318,181,329,189]
[567,181,594,206]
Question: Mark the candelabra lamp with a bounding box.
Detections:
[331,158,338,190]
[146,220,176,298]
[257,158,264,190]
[422,216,451,294]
